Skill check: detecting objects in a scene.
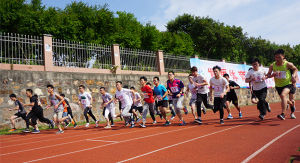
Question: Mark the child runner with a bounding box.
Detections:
[246,58,270,120]
[153,76,171,126]
[223,73,242,119]
[78,85,99,127]
[140,76,156,127]
[267,49,298,120]
[45,85,68,134]
[167,71,186,126]
[185,74,198,121]
[209,66,229,124]
[60,94,77,128]
[114,81,135,128]
[100,87,116,129]
[8,94,30,132]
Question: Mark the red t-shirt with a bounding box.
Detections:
[141,85,154,103]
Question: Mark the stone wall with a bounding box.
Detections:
[0,70,299,129]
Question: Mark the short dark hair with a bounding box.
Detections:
[116,81,122,85]
[100,87,105,90]
[190,66,198,72]
[251,58,260,64]
[123,85,129,89]
[223,73,229,77]
[79,85,85,89]
[9,94,16,98]
[146,82,151,86]
[26,89,33,94]
[188,74,193,77]
[140,76,147,81]
[47,84,54,89]
[130,86,135,90]
[60,93,65,97]
[248,67,253,71]
[153,76,159,81]
[168,71,175,75]
[274,49,284,55]
[212,65,221,71]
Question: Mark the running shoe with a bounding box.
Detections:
[170,115,175,120]
[85,123,90,128]
[111,123,115,126]
[153,121,157,124]
[65,122,71,128]
[139,124,146,128]
[104,125,111,129]
[8,128,16,132]
[130,123,135,128]
[164,121,171,126]
[56,130,64,134]
[220,119,224,124]
[195,118,202,125]
[259,114,264,120]
[23,128,30,133]
[179,120,186,126]
[202,107,207,114]
[31,129,40,134]
[95,120,99,127]
[227,114,233,119]
[277,114,285,120]
[291,113,296,119]
[239,112,242,118]
[266,103,271,112]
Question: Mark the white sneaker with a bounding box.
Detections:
[291,113,296,119]
[85,123,90,128]
[153,121,157,124]
[104,125,111,129]
[95,121,99,127]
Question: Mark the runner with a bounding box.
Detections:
[60,94,77,128]
[246,58,270,120]
[209,66,229,124]
[248,67,258,104]
[267,49,298,120]
[78,85,99,127]
[185,74,198,120]
[140,76,156,127]
[191,66,213,124]
[8,94,30,132]
[223,73,242,119]
[147,82,163,119]
[130,87,143,123]
[45,85,68,134]
[153,76,171,126]
[100,87,116,129]
[167,71,186,126]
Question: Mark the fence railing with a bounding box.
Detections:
[52,39,112,69]
[0,33,44,65]
[120,47,157,71]
[164,53,190,73]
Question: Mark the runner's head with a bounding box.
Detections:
[190,66,198,76]
[140,76,147,86]
[116,81,123,91]
[188,74,194,83]
[26,89,33,97]
[212,66,221,78]
[153,76,160,86]
[9,94,17,101]
[274,49,285,63]
[251,58,260,71]
[223,73,229,81]
[78,85,85,93]
[60,94,65,97]
[168,71,175,81]
[130,86,136,92]
[47,84,54,94]
[100,87,106,95]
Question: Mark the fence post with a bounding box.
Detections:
[111,44,121,74]
[43,34,53,71]
[156,50,165,75]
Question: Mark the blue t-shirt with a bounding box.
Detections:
[154,84,168,101]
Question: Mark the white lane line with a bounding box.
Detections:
[86,139,119,143]
[241,123,300,163]
[23,126,197,163]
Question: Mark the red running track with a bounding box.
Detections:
[0,101,299,163]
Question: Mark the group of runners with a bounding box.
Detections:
[7,49,298,134]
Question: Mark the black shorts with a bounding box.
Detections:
[276,84,294,95]
[226,94,238,105]
[157,100,168,107]
[14,112,26,119]
[132,106,143,114]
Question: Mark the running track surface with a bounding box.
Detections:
[0,101,299,163]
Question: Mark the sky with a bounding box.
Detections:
[40,0,300,46]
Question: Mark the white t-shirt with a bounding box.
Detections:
[210,77,229,97]
[115,88,133,109]
[245,69,267,91]
[101,93,115,109]
[188,83,197,99]
[78,92,92,108]
[132,92,143,107]
[193,75,209,94]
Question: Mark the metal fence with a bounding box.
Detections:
[52,39,112,69]
[164,53,190,73]
[120,47,157,71]
[0,33,44,65]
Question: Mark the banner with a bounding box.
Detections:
[190,58,300,88]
